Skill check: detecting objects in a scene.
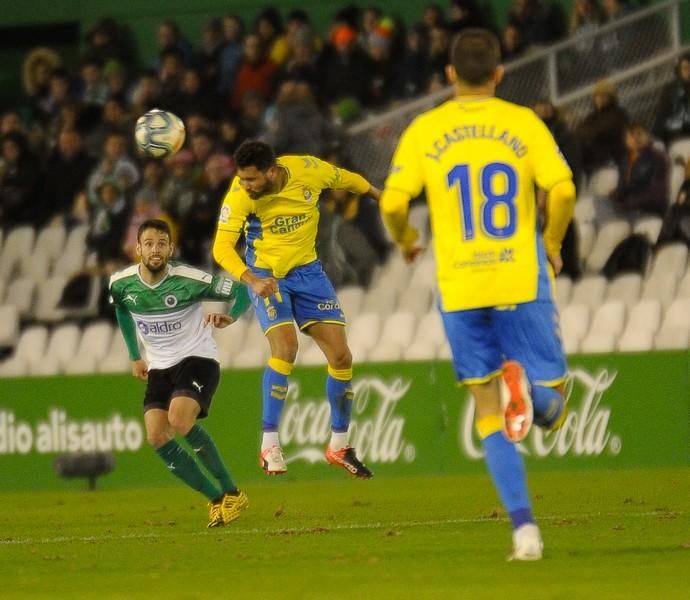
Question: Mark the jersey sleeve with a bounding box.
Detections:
[108,278,141,360]
[529,112,573,191]
[310,156,370,195]
[384,120,424,198]
[204,276,252,320]
[216,176,252,233]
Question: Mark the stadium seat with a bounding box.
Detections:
[675,270,690,299]
[617,329,654,352]
[232,345,269,368]
[368,342,403,362]
[648,243,687,281]
[0,356,29,377]
[574,194,595,225]
[570,276,607,308]
[240,318,267,354]
[437,341,452,360]
[669,163,685,204]
[654,328,690,350]
[0,304,20,349]
[74,321,113,363]
[624,300,662,335]
[633,216,663,244]
[337,285,364,319]
[408,203,430,246]
[587,167,619,197]
[375,255,409,294]
[20,252,51,282]
[294,336,316,366]
[640,273,678,307]
[0,226,35,279]
[361,284,397,315]
[34,275,68,322]
[668,138,690,165]
[412,310,446,348]
[5,277,36,318]
[580,332,617,353]
[560,303,590,346]
[554,276,572,308]
[214,318,248,367]
[99,333,130,374]
[53,225,88,276]
[605,274,642,307]
[30,355,60,376]
[63,275,103,320]
[379,311,416,350]
[348,341,369,364]
[11,325,49,367]
[402,341,437,361]
[584,220,631,272]
[298,340,326,366]
[64,354,99,375]
[44,324,81,371]
[409,257,437,291]
[33,224,66,266]
[588,301,626,336]
[660,298,690,331]
[347,313,381,350]
[577,222,596,264]
[397,285,433,316]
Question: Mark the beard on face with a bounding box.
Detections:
[144,254,167,273]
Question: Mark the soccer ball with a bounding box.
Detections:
[134,109,186,158]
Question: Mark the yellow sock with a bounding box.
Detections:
[476,415,504,439]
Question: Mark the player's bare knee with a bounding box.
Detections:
[272,340,298,363]
[329,347,352,370]
[168,412,195,437]
[146,429,171,449]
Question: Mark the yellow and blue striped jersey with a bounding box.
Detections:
[217,155,369,278]
[384,97,572,311]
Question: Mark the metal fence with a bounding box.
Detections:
[343,0,688,185]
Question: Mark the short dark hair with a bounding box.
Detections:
[137,219,171,242]
[234,140,276,171]
[450,28,501,86]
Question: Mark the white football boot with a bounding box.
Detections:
[260,444,288,475]
[508,523,544,561]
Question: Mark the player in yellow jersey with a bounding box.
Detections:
[213,140,379,478]
[380,29,576,560]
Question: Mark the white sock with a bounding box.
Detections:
[329,431,348,451]
[261,431,280,451]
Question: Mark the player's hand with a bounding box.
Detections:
[131,359,148,381]
[204,313,234,328]
[402,245,425,264]
[548,252,563,276]
[250,276,279,298]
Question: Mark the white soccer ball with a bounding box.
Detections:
[134,109,186,158]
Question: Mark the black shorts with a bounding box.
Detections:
[143,357,220,418]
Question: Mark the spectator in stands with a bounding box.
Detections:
[0,132,42,227]
[657,157,690,246]
[448,0,487,32]
[86,131,139,203]
[576,79,629,175]
[230,33,278,112]
[508,0,565,48]
[569,0,605,36]
[43,128,94,224]
[175,68,216,119]
[364,22,399,108]
[195,18,225,89]
[157,48,186,110]
[86,178,130,264]
[0,111,24,137]
[596,123,669,224]
[421,3,445,33]
[282,23,319,89]
[238,90,268,139]
[36,68,72,124]
[217,14,246,95]
[103,59,130,99]
[218,115,244,155]
[262,79,338,156]
[79,57,109,106]
[22,47,61,107]
[83,18,134,67]
[256,8,290,66]
[189,129,217,183]
[426,24,452,86]
[501,23,527,61]
[129,70,161,115]
[160,149,198,222]
[83,95,130,158]
[156,20,192,67]
[654,53,690,146]
[179,154,233,268]
[318,25,371,107]
[534,99,583,278]
[398,24,429,98]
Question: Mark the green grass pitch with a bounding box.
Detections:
[1,468,689,599]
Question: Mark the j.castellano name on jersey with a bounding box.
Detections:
[109,263,245,370]
[425,124,527,162]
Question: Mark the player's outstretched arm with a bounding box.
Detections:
[380,188,424,263]
[542,179,576,276]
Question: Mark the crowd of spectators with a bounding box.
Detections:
[0,0,688,304]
